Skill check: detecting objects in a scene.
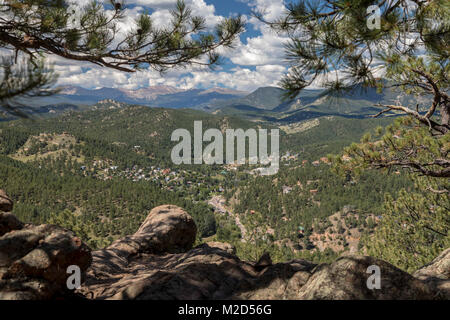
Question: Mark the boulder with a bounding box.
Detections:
[106,205,197,260]
[414,248,450,299]
[297,255,434,300]
[134,205,197,254]
[204,242,236,254]
[77,205,198,299]
[0,220,92,300]
[0,190,13,212]
[0,212,23,237]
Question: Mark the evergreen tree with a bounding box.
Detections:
[260,0,449,133]
[265,0,449,269]
[0,0,244,115]
[363,175,449,272]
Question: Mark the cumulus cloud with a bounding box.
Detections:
[127,0,222,29]
[225,0,288,66]
[242,0,287,28]
[53,0,290,92]
[169,64,287,91]
[55,58,287,92]
[227,31,286,66]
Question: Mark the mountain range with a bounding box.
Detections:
[45,85,249,109]
[23,83,433,124]
[209,84,433,122]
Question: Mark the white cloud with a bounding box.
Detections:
[173,64,287,91]
[51,0,290,92]
[228,30,286,66]
[53,54,287,92]
[222,0,288,67]
[242,0,286,27]
[126,0,222,29]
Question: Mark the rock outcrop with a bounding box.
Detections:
[0,212,23,237]
[0,192,448,300]
[0,190,14,213]
[107,204,197,258]
[78,204,448,300]
[79,241,317,300]
[414,248,450,299]
[0,191,92,300]
[80,247,440,300]
[296,255,434,300]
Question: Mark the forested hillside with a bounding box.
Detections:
[0,155,216,249]
[0,104,427,265]
[280,116,394,159]
[0,103,259,167]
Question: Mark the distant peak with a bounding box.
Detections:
[252,86,284,92]
[199,87,249,95]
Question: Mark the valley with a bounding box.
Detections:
[0,95,413,264]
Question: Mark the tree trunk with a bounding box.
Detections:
[441,101,450,132]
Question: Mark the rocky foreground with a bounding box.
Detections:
[0,190,448,300]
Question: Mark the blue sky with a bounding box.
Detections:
[55,0,292,92]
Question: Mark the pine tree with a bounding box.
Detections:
[363,175,449,272]
[260,0,449,133]
[0,0,244,115]
[265,1,449,269]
